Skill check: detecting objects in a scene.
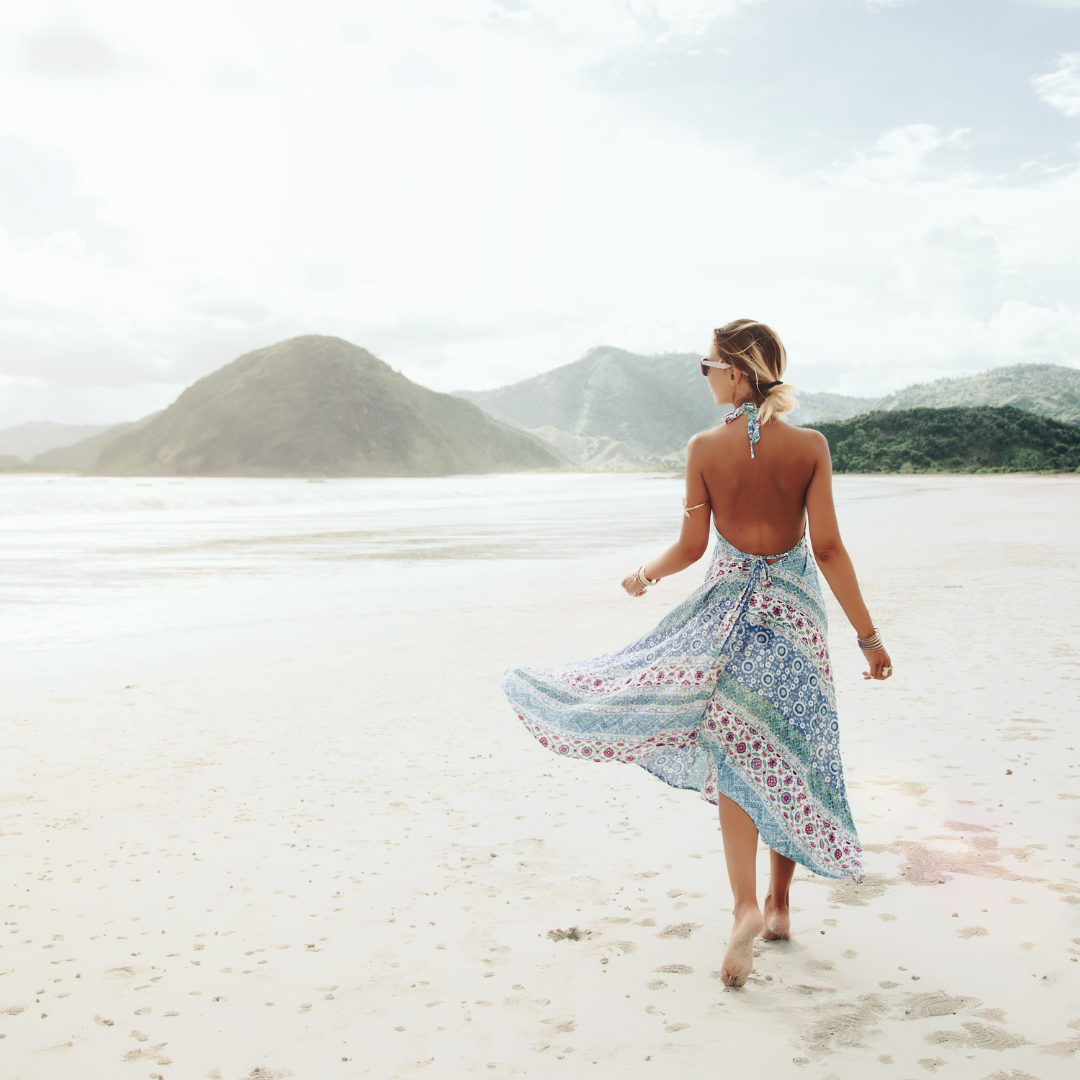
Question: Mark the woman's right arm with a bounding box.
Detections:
[803,431,893,681]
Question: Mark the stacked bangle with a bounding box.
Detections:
[857,627,884,652]
[636,566,660,589]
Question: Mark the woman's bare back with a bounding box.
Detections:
[690,414,825,556]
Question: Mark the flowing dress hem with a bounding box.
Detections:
[502,527,865,884]
[509,702,864,882]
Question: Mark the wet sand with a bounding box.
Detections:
[1,475,1078,1079]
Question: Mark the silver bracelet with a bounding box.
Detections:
[636,565,660,588]
[857,627,883,652]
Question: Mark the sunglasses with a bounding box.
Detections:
[701,359,732,377]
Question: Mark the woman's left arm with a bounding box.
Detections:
[621,435,713,596]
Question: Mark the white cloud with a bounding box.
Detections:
[21,19,133,80]
[0,373,183,427]
[1033,51,1080,117]
[203,57,275,96]
[839,124,971,182]
[628,0,764,35]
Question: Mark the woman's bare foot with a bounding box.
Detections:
[720,904,765,987]
[762,893,790,940]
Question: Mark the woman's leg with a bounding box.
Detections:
[717,794,765,987]
[762,848,795,940]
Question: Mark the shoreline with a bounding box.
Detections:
[4,464,1080,478]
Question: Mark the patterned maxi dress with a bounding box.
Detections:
[501,517,864,882]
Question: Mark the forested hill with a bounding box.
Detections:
[876,364,1080,424]
[809,406,1080,473]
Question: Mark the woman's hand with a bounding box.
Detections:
[861,648,893,681]
[621,571,647,597]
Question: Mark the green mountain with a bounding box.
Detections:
[455,347,714,465]
[788,391,881,425]
[95,335,561,477]
[809,406,1080,473]
[31,416,157,471]
[877,364,1080,424]
[0,420,116,462]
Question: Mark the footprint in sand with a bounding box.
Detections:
[656,923,700,939]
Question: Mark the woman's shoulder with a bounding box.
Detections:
[687,424,732,453]
[769,419,829,451]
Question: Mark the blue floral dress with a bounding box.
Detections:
[501,408,864,881]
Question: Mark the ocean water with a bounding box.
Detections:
[0,473,678,661]
[0,471,934,676]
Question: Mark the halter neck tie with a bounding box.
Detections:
[724,401,761,458]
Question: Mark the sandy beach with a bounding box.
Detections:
[1,472,1078,1079]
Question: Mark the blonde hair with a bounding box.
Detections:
[713,319,798,424]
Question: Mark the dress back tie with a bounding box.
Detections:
[724,401,761,458]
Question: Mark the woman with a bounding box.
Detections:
[502,319,892,988]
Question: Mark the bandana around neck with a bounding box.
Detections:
[724,401,761,458]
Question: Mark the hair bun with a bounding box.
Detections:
[711,319,796,422]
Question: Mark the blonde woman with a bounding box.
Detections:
[502,319,892,987]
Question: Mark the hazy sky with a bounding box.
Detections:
[1,0,1079,424]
